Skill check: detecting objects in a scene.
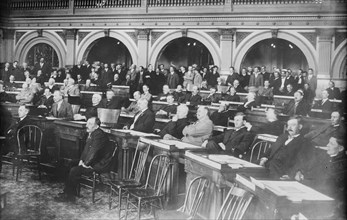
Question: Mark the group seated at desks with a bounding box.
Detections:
[1,78,346,220]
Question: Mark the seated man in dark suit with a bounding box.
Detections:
[123,98,155,133]
[74,93,102,121]
[305,111,345,147]
[100,89,122,109]
[156,84,171,101]
[203,112,254,159]
[36,88,55,113]
[312,89,333,113]
[283,90,310,116]
[237,91,257,112]
[326,80,341,99]
[156,94,177,118]
[283,84,295,97]
[203,87,220,104]
[245,108,284,136]
[180,85,202,106]
[259,116,308,179]
[55,117,113,202]
[172,85,185,101]
[122,91,141,114]
[210,103,232,127]
[50,90,73,120]
[158,104,189,140]
[223,86,240,102]
[4,105,31,155]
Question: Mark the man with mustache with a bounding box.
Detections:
[259,116,308,179]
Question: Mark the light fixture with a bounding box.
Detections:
[117,41,120,45]
[193,42,196,46]
[289,44,293,49]
[187,43,191,46]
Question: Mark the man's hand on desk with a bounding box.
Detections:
[79,160,92,169]
[259,157,268,167]
[280,175,291,180]
[123,125,129,130]
[171,115,178,122]
[201,140,208,148]
[294,170,304,182]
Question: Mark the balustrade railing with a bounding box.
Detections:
[9,0,69,10]
[147,0,225,7]
[74,0,141,8]
[6,0,344,10]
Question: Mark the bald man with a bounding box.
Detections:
[124,98,155,133]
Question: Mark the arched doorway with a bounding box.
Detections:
[26,43,59,69]
[85,37,132,65]
[156,37,213,68]
[241,39,308,72]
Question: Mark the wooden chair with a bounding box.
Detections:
[108,138,151,219]
[154,176,210,220]
[249,134,276,164]
[12,125,43,181]
[97,108,121,128]
[125,154,172,220]
[216,185,254,220]
[78,140,118,203]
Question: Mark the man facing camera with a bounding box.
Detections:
[74,93,102,121]
[55,117,113,202]
[203,112,254,158]
[283,90,310,116]
[181,106,213,146]
[100,89,123,109]
[123,98,155,133]
[159,104,189,140]
[259,116,308,179]
[50,90,73,120]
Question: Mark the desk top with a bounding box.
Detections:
[109,129,160,138]
[140,137,204,151]
[185,151,264,172]
[53,119,87,128]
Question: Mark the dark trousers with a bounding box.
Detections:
[64,165,93,196]
[206,140,224,154]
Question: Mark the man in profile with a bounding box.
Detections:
[55,117,113,202]
[122,91,141,114]
[203,112,254,158]
[123,98,155,133]
[159,104,189,140]
[50,90,73,120]
[181,106,213,146]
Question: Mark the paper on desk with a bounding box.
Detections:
[71,121,87,124]
[208,154,261,168]
[259,181,334,202]
[45,116,62,120]
[159,140,202,149]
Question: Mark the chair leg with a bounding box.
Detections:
[16,158,21,181]
[92,173,96,203]
[125,193,130,220]
[12,156,16,176]
[138,198,141,220]
[118,188,122,219]
[37,157,41,180]
[108,185,113,210]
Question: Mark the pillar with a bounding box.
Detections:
[316,28,334,96]
[1,29,15,63]
[65,29,77,68]
[137,29,150,67]
[219,29,235,76]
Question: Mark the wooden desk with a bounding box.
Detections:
[118,113,171,130]
[235,176,334,219]
[111,85,130,97]
[185,151,268,219]
[104,129,160,179]
[140,138,205,208]
[54,120,87,163]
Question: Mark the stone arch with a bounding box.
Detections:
[331,40,346,79]
[149,30,221,67]
[76,30,138,65]
[14,30,66,67]
[233,30,317,72]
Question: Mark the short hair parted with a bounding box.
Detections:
[235,112,247,121]
[288,115,303,126]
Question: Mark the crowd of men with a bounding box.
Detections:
[0,59,346,218]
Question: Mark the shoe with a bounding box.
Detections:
[54,194,76,203]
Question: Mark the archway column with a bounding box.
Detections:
[65,29,78,68]
[1,29,15,62]
[316,28,334,95]
[219,29,234,76]
[137,29,150,67]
